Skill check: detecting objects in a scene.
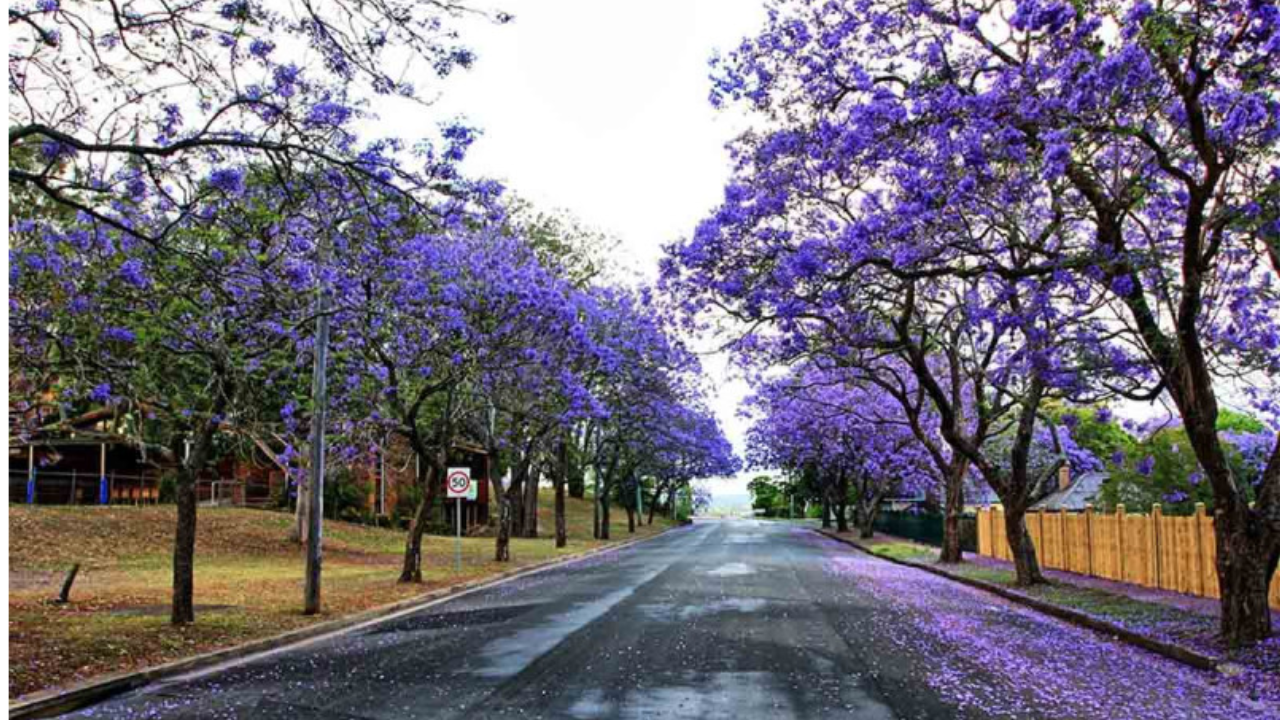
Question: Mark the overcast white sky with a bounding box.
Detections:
[373,1,770,508]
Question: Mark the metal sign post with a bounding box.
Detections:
[304,234,332,616]
[446,467,476,573]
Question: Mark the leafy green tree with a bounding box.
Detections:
[747,475,783,516]
[1046,404,1138,469]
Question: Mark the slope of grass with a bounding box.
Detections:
[9,491,668,699]
[869,542,936,562]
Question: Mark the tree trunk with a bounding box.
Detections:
[596,450,619,540]
[1004,507,1045,586]
[1216,503,1276,646]
[509,471,526,538]
[171,420,216,625]
[821,498,832,529]
[495,486,513,562]
[399,459,438,583]
[647,481,663,525]
[835,472,850,533]
[554,439,567,549]
[522,465,539,539]
[1173,381,1280,644]
[858,497,881,539]
[568,464,586,499]
[599,491,611,540]
[171,463,199,624]
[593,471,601,539]
[627,505,636,534]
[940,461,967,564]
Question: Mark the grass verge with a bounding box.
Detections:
[9,492,669,699]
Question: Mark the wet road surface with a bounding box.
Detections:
[58,520,1276,719]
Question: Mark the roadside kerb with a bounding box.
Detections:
[813,528,1221,672]
[9,528,674,720]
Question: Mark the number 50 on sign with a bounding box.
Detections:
[446,467,477,500]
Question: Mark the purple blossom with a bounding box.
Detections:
[219,1,250,21]
[1110,275,1136,297]
[117,258,149,288]
[40,140,75,161]
[89,383,112,403]
[102,326,136,344]
[249,39,275,59]
[208,167,245,195]
[1137,455,1155,476]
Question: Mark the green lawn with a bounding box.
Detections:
[869,542,937,562]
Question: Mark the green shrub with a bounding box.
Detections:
[158,475,177,504]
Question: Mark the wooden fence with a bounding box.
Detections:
[976,503,1280,610]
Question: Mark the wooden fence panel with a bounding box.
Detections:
[1065,511,1089,575]
[977,508,990,556]
[1157,511,1176,593]
[992,506,1009,561]
[1126,509,1154,587]
[974,502,1278,610]
[1198,507,1219,600]
[1096,511,1117,581]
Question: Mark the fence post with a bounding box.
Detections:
[989,506,997,557]
[1058,509,1066,570]
[1193,502,1207,596]
[70,469,77,505]
[27,446,36,505]
[994,505,1004,560]
[1035,510,1045,563]
[1151,503,1162,589]
[1116,504,1127,582]
[1084,503,1094,576]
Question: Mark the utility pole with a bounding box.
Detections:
[304,234,331,616]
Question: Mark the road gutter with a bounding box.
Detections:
[812,528,1222,673]
[9,528,675,720]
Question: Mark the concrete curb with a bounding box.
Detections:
[9,528,672,720]
[812,528,1221,672]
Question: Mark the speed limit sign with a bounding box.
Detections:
[446,467,476,500]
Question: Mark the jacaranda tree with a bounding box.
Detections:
[669,0,1280,644]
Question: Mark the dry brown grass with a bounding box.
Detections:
[8,492,669,698]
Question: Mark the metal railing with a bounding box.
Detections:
[8,470,278,507]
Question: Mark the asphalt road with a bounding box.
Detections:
[57,519,1275,719]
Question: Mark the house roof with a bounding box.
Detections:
[1033,471,1108,511]
[966,484,1001,507]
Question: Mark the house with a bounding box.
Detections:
[9,400,492,532]
[9,431,285,507]
[1033,471,1108,511]
[359,435,491,531]
[965,466,1110,513]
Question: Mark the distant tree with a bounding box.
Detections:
[747,476,783,516]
